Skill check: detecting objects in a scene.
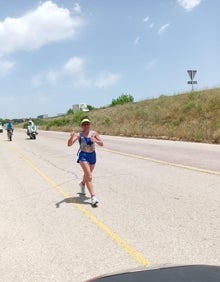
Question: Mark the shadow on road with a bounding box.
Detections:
[55,194,91,208]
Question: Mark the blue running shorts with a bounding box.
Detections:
[77,151,96,165]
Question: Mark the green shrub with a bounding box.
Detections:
[111,94,134,106]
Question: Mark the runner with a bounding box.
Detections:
[67,116,103,206]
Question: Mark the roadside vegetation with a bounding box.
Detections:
[5,88,220,144]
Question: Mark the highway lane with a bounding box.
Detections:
[102,135,220,174]
[0,129,219,282]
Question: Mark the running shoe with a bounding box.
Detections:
[79,181,86,195]
[91,196,99,206]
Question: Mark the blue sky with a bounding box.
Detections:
[0,0,219,119]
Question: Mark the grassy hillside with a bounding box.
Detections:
[37,88,220,143]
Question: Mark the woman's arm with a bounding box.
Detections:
[91,131,103,147]
[67,130,79,146]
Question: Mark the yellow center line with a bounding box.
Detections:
[7,143,150,266]
[100,147,220,176]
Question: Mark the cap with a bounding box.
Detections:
[81,118,91,125]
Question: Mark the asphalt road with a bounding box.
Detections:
[0,128,219,282]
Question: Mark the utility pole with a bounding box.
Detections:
[187,70,197,91]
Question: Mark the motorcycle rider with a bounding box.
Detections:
[6,120,14,132]
[27,120,37,138]
[6,120,14,140]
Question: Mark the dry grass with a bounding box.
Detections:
[40,88,220,143]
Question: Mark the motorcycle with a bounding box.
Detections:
[27,125,38,139]
[7,129,13,141]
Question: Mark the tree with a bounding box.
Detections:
[111,94,134,106]
[67,108,74,115]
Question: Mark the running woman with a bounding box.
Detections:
[67,116,103,206]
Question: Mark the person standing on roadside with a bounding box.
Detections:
[67,116,103,206]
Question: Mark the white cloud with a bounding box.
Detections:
[177,0,202,11]
[134,37,140,45]
[72,76,92,87]
[0,1,84,55]
[143,16,149,23]
[32,56,120,89]
[63,57,85,75]
[0,59,15,77]
[31,70,60,87]
[46,70,58,85]
[73,2,81,14]
[158,23,170,34]
[94,72,121,89]
[142,16,155,29]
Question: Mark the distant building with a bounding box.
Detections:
[72,103,89,113]
[37,114,48,119]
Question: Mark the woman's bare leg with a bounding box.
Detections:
[80,161,95,196]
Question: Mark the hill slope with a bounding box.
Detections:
[39,88,220,143]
